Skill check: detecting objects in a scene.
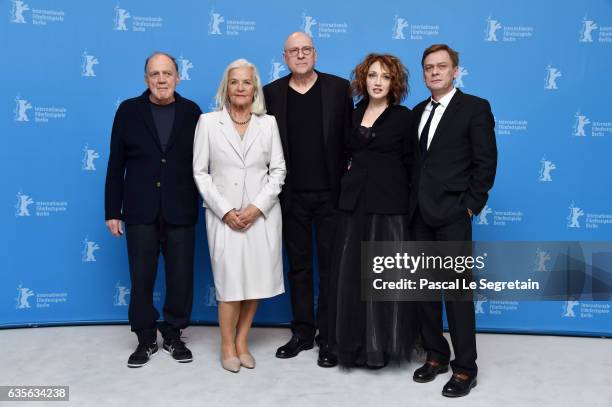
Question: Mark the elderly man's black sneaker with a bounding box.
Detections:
[127,342,158,368]
[162,337,193,363]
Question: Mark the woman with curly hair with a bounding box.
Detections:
[329,53,418,368]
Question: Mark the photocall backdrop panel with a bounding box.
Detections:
[2,0,611,336]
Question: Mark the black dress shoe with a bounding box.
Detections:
[317,344,338,368]
[413,361,450,383]
[442,373,477,397]
[275,335,314,359]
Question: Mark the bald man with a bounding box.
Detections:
[105,52,202,368]
[263,32,353,368]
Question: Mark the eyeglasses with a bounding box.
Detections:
[284,46,314,57]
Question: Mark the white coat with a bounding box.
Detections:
[193,107,286,301]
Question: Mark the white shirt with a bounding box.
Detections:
[417,87,457,150]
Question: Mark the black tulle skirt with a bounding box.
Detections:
[330,196,420,368]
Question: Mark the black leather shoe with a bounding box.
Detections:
[442,373,477,397]
[413,361,449,383]
[317,344,338,368]
[275,335,314,359]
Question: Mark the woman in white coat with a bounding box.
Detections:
[193,59,286,372]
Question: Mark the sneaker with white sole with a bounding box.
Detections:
[162,336,193,363]
[127,342,158,368]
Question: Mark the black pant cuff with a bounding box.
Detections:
[291,328,315,342]
[450,363,478,377]
[135,329,157,344]
[426,353,450,365]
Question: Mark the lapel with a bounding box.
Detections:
[318,71,331,145]
[352,99,367,130]
[218,106,245,163]
[275,74,290,152]
[352,99,394,148]
[243,114,262,158]
[137,90,162,152]
[427,89,463,156]
[412,99,428,162]
[165,92,185,153]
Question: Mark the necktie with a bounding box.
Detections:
[419,101,440,158]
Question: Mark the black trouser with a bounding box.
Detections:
[125,216,195,344]
[283,191,338,344]
[411,206,478,377]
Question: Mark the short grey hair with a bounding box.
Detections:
[214,58,266,115]
[144,51,178,74]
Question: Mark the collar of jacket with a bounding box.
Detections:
[353,98,402,128]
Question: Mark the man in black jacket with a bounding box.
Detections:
[409,44,497,397]
[263,32,352,367]
[104,52,202,368]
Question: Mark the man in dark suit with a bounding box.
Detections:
[263,32,352,367]
[409,44,497,397]
[105,52,202,368]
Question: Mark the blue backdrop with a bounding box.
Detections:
[2,0,611,336]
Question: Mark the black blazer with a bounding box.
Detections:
[263,71,353,212]
[104,90,202,225]
[338,101,413,214]
[409,89,497,228]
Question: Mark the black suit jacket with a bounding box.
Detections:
[339,101,413,214]
[104,90,202,225]
[409,89,497,228]
[263,71,353,212]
